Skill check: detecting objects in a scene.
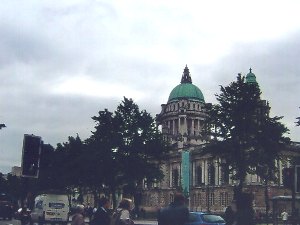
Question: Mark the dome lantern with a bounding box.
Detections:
[246,68,258,85]
[181,65,192,84]
[167,65,205,103]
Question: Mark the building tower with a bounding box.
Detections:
[156,65,209,149]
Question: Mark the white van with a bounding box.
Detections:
[30,194,70,224]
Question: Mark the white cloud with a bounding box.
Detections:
[52,75,145,100]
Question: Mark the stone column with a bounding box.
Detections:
[178,118,181,135]
[202,160,205,184]
[204,160,208,185]
[279,159,283,184]
[218,158,222,185]
[173,120,175,135]
[169,163,172,187]
[214,159,218,185]
[191,119,194,136]
[184,117,187,135]
[192,161,195,186]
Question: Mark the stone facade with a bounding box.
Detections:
[140,66,300,214]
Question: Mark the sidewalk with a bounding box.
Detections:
[133,220,157,225]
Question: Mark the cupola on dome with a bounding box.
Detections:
[246,68,258,84]
[168,65,205,103]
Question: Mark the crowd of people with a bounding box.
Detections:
[72,198,135,225]
[71,192,293,225]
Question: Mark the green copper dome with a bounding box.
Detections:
[246,68,258,84]
[168,66,205,103]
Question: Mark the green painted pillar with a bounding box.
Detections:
[181,150,190,198]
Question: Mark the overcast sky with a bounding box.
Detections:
[0,0,300,174]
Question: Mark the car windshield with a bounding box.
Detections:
[202,214,225,223]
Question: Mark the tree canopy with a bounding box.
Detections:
[23,97,169,208]
[86,97,168,207]
[206,74,289,194]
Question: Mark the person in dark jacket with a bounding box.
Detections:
[157,193,189,225]
[234,192,255,225]
[91,197,111,225]
[224,205,235,225]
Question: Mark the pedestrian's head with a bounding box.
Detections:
[118,198,131,210]
[99,197,110,209]
[76,205,85,214]
[173,193,185,205]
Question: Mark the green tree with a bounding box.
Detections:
[0,173,8,193]
[85,108,120,206]
[206,73,289,200]
[254,115,290,222]
[6,174,22,205]
[55,135,86,202]
[35,136,86,206]
[206,74,263,194]
[88,97,168,208]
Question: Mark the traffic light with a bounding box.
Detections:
[282,167,294,189]
[21,134,42,178]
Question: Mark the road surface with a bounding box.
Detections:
[0,218,157,225]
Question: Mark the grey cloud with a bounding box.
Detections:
[202,32,300,141]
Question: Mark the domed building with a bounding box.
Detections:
[141,65,230,212]
[156,65,208,149]
[140,66,299,215]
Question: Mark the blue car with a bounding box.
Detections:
[185,212,226,225]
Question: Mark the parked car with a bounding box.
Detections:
[185,212,225,225]
[0,193,14,220]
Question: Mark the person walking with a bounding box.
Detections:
[72,205,85,225]
[224,202,236,225]
[112,198,134,225]
[157,193,189,225]
[91,197,111,225]
[281,210,288,225]
[234,193,255,225]
[86,203,94,221]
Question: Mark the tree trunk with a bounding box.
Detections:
[92,189,98,207]
[111,187,117,210]
[264,179,270,225]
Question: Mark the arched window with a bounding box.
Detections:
[172,168,179,187]
[208,164,215,186]
[221,164,230,184]
[196,166,202,186]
